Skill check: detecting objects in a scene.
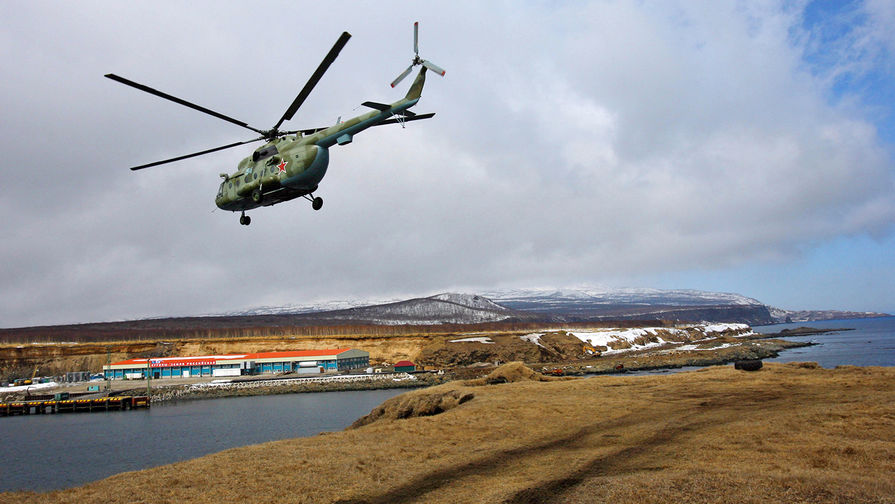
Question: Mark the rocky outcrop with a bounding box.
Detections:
[350,388,475,428]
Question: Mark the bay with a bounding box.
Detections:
[753,316,895,368]
[0,388,405,493]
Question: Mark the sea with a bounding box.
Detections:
[1,316,893,493]
[753,316,895,368]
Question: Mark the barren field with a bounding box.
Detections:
[5,362,893,504]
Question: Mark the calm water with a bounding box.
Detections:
[0,388,405,493]
[754,316,895,368]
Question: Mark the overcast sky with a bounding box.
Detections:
[2,1,894,327]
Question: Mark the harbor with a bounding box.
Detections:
[0,388,407,493]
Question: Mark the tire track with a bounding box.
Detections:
[334,410,701,504]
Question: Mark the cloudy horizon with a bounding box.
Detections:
[2,1,893,328]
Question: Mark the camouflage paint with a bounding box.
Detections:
[215,68,428,212]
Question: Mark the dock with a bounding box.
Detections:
[0,396,150,417]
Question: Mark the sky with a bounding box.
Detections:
[1,0,894,327]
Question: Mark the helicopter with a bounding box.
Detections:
[106,22,444,225]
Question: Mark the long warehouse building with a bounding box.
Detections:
[103,348,369,379]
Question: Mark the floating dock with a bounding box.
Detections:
[0,396,149,417]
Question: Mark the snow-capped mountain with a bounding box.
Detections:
[477,287,774,324]
[224,297,403,316]
[483,287,763,309]
[428,293,507,311]
[307,293,529,325]
[221,287,888,326]
[224,288,774,324]
[768,308,890,323]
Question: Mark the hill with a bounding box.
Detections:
[2,289,888,346]
[483,287,776,324]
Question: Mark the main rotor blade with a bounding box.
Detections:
[390,64,414,88]
[375,112,435,126]
[105,74,264,135]
[414,21,419,55]
[274,31,351,130]
[129,137,264,171]
[422,60,446,77]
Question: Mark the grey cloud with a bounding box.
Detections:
[1,1,893,327]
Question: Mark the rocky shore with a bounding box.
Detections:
[1,324,819,404]
[545,336,812,376]
[142,373,447,403]
[77,333,813,404]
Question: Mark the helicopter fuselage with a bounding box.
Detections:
[214,72,424,213]
[109,23,442,225]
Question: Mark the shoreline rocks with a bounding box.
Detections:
[148,373,446,403]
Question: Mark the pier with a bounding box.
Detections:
[0,396,149,417]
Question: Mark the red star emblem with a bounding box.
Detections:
[277,160,288,173]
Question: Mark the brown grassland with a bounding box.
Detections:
[3,362,894,504]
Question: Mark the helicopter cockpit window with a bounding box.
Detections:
[252,145,278,162]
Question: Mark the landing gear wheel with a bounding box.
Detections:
[312,196,323,211]
[251,189,262,204]
[239,213,251,226]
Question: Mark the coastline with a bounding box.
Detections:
[1,323,828,404]
[147,372,446,403]
[7,362,893,503]
[139,335,810,402]
[1,326,816,406]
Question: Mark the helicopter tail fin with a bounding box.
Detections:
[404,67,427,101]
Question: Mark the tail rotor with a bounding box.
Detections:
[391,22,446,88]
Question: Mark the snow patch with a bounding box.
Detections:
[702,323,752,335]
[449,337,495,344]
[568,329,669,354]
[667,343,733,352]
[429,293,507,311]
[1,381,60,393]
[564,323,753,355]
[519,333,545,347]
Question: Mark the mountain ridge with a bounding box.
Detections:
[220,288,889,326]
[1,289,889,337]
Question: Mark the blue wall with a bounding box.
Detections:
[105,355,369,379]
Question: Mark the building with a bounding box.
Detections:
[394,360,416,372]
[103,349,369,380]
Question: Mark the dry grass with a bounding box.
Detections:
[4,362,894,504]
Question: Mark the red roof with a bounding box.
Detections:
[394,360,415,367]
[110,349,353,368]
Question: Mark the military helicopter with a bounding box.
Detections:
[107,22,444,225]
